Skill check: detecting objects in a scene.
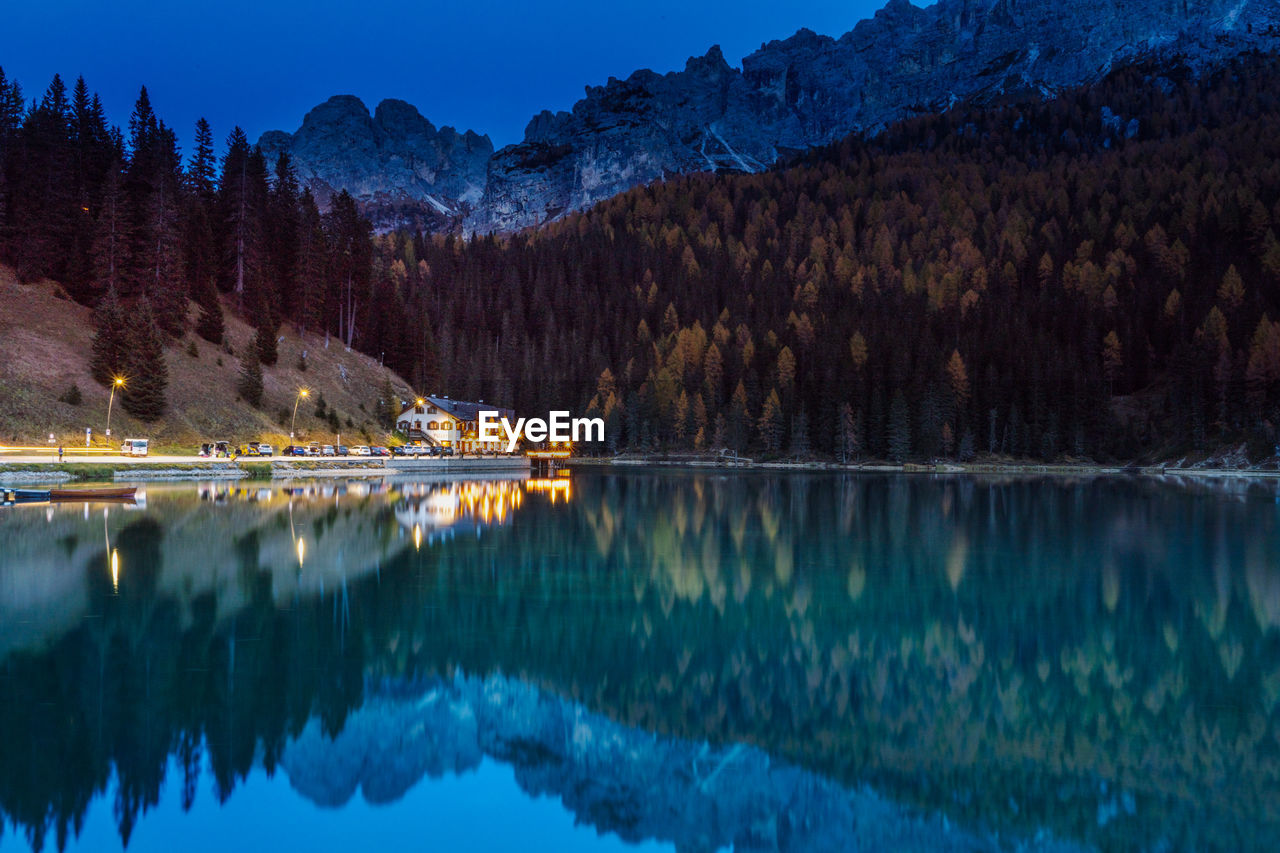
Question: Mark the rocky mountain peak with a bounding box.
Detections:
[258,0,1279,233]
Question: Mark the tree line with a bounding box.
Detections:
[379,56,1280,461]
[0,70,408,422]
[4,57,1280,458]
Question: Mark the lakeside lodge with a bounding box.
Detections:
[397,396,516,454]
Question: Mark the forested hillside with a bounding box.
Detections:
[0,69,426,427]
[4,57,1280,460]
[390,55,1280,461]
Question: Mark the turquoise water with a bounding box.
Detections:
[0,471,1277,851]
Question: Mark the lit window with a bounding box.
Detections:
[414,405,424,414]
[429,421,439,430]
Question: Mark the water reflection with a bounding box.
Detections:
[0,471,1277,851]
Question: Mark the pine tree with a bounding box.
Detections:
[89,285,128,386]
[237,347,263,407]
[888,391,912,462]
[254,311,278,366]
[295,188,326,335]
[89,164,129,303]
[194,275,224,344]
[838,402,860,462]
[758,388,784,453]
[145,160,187,335]
[269,151,301,309]
[789,408,811,457]
[217,127,264,307]
[727,381,751,452]
[121,296,168,421]
[379,378,398,429]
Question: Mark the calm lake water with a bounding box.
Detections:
[0,470,1278,852]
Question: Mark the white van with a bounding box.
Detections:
[121,438,149,457]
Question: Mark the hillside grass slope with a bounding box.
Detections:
[0,264,415,448]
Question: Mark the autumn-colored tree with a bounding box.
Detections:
[758,389,784,453]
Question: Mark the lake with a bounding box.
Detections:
[0,470,1277,852]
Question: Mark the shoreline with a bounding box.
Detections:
[5,454,1277,484]
[0,456,531,483]
[572,455,1280,481]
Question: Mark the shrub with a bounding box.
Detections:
[58,384,83,406]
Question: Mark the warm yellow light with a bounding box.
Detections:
[416,398,425,406]
[113,376,126,387]
[111,549,119,593]
[296,537,306,566]
[298,388,310,398]
[413,523,422,550]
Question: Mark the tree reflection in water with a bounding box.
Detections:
[0,471,1276,851]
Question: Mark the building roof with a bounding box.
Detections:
[398,396,514,422]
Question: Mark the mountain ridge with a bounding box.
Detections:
[259,0,1280,233]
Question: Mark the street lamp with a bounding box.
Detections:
[290,388,310,441]
[106,376,125,441]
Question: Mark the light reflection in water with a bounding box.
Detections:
[0,471,1276,853]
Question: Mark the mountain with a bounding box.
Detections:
[258,96,493,231]
[279,674,1088,852]
[259,0,1279,233]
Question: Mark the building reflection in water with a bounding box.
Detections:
[396,480,534,549]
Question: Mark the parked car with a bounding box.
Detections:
[121,438,149,457]
[306,443,321,456]
[391,445,407,456]
[258,444,273,456]
[439,446,455,457]
[371,446,390,457]
[321,445,336,456]
[336,445,350,456]
[351,445,370,456]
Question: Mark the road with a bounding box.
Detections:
[0,453,234,464]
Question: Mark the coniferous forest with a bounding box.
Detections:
[3,57,1280,460]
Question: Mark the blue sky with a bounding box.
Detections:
[1,0,884,153]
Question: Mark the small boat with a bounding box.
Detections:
[50,487,137,502]
[2,486,137,505]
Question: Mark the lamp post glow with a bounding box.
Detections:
[290,388,310,441]
[106,376,125,440]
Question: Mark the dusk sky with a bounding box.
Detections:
[2,0,883,154]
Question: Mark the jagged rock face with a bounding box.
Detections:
[258,95,492,230]
[279,674,1088,852]
[258,0,1279,233]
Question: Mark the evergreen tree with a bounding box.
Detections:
[888,391,912,462]
[89,285,128,387]
[269,151,300,309]
[184,118,219,335]
[11,75,75,281]
[790,408,811,458]
[838,402,860,462]
[758,388,784,453]
[254,316,278,366]
[379,378,398,429]
[194,275,224,344]
[89,164,129,303]
[237,347,263,407]
[295,188,326,335]
[217,127,263,307]
[727,381,751,452]
[121,296,168,421]
[144,159,186,335]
